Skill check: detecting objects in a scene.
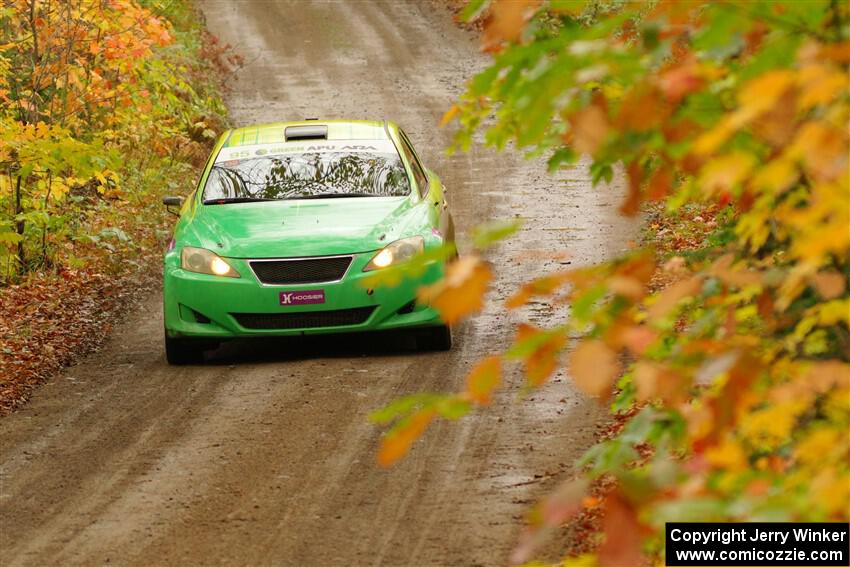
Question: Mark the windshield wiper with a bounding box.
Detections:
[204,197,275,205]
[288,192,375,200]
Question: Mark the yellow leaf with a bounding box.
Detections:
[752,158,799,193]
[418,255,492,325]
[738,69,796,116]
[739,401,806,449]
[692,115,737,155]
[698,152,756,195]
[798,64,847,110]
[811,470,850,516]
[567,339,619,399]
[814,300,850,326]
[465,355,502,405]
[795,428,842,466]
[705,437,748,472]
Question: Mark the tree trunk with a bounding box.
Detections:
[14,175,25,274]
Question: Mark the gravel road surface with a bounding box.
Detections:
[0,1,637,565]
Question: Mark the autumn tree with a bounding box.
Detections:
[0,0,225,278]
[373,0,849,563]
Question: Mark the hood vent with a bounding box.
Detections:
[285,125,328,141]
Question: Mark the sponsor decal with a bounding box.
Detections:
[216,139,397,163]
[279,289,325,306]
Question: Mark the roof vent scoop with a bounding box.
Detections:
[285,124,327,141]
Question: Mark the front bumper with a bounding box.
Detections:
[163,252,445,338]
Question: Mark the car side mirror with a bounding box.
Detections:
[162,196,184,217]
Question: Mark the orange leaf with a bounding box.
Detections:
[440,104,459,127]
[750,87,798,148]
[516,324,567,387]
[481,0,540,52]
[418,255,492,325]
[567,100,610,155]
[694,353,759,451]
[511,478,588,564]
[811,272,846,300]
[619,161,643,216]
[658,57,704,103]
[598,490,644,567]
[788,121,847,182]
[817,42,850,63]
[607,275,645,300]
[617,325,658,356]
[506,272,572,309]
[377,409,436,468]
[541,478,588,525]
[568,339,619,399]
[616,86,671,132]
[647,276,702,321]
[709,254,763,288]
[465,355,502,405]
[617,249,657,283]
[634,361,687,405]
[647,167,672,201]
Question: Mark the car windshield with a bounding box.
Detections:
[203,151,410,202]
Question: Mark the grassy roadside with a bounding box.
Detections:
[0,1,236,414]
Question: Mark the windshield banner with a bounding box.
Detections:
[216,139,398,162]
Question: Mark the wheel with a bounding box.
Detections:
[164,333,206,365]
[418,325,453,352]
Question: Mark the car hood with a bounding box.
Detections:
[182,196,421,258]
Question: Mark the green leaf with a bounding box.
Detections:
[571,282,607,321]
[460,0,490,22]
[473,218,522,249]
[435,396,472,420]
[0,231,23,245]
[360,242,457,289]
[369,393,442,424]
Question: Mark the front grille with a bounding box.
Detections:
[250,256,353,285]
[231,307,375,330]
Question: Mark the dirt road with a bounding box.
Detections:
[0,2,636,565]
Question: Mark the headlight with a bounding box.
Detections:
[363,236,424,271]
[180,246,240,278]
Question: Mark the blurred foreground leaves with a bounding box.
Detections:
[376,0,850,564]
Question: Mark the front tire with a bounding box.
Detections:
[164,333,206,365]
[418,325,452,352]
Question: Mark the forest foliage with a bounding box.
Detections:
[0,0,229,281]
[375,1,850,564]
[0,0,232,411]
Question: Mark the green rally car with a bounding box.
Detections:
[162,119,455,364]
